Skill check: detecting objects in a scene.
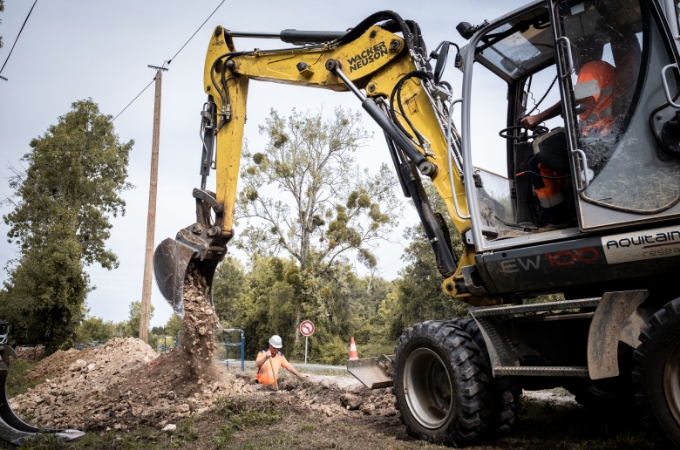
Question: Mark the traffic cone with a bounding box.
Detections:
[348,337,359,360]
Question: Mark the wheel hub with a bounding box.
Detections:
[664,342,680,425]
[403,348,454,429]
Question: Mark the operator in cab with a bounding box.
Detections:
[520,23,639,227]
[255,335,308,386]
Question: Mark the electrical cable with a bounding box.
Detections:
[112,77,156,121]
[111,0,227,121]
[0,0,39,76]
[162,0,226,68]
[516,170,570,179]
[389,71,432,148]
[525,74,558,117]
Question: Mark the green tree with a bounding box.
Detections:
[1,100,133,352]
[1,215,89,350]
[212,256,247,328]
[150,326,166,335]
[236,108,401,343]
[164,314,182,338]
[74,316,116,343]
[125,301,154,338]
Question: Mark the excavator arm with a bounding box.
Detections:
[154,11,483,318]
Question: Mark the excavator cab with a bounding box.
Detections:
[462,0,680,250]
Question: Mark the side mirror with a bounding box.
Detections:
[433,41,450,84]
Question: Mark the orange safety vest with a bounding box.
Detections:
[535,163,565,208]
[255,351,289,386]
[574,60,616,136]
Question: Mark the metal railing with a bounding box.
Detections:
[216,328,245,372]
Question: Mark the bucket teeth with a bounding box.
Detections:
[0,345,84,445]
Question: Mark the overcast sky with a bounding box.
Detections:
[0,0,530,329]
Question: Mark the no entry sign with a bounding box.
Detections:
[299,320,315,337]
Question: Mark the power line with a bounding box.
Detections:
[112,0,227,120]
[163,0,226,68]
[0,0,39,78]
[112,77,155,122]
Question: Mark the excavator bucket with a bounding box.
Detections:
[153,236,221,319]
[0,345,84,445]
[347,354,395,389]
[154,189,229,318]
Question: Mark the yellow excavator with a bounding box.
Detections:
[141,0,680,447]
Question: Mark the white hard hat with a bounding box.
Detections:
[269,335,283,348]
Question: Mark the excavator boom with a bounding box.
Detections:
[154,11,476,315]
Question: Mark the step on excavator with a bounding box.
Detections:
[152,0,680,446]
[0,322,84,445]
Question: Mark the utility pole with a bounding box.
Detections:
[140,65,168,343]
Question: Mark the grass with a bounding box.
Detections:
[497,397,655,450]
[170,418,199,448]
[16,427,161,450]
[6,360,42,398]
[211,398,282,449]
[297,422,316,433]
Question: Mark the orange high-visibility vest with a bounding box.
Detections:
[535,163,565,208]
[255,351,289,386]
[575,60,617,136]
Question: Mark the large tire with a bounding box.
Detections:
[632,298,680,448]
[393,320,491,447]
[448,318,522,435]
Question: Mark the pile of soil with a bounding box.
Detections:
[8,338,252,430]
[273,377,398,418]
[24,348,84,382]
[14,346,45,362]
[9,266,239,431]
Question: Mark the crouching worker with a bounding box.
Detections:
[255,335,308,386]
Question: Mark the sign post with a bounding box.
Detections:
[299,320,315,364]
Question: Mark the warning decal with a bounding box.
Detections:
[601,225,680,264]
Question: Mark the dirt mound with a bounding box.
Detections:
[181,264,218,381]
[24,348,84,382]
[9,338,251,431]
[15,346,45,362]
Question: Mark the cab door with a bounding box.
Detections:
[549,0,680,231]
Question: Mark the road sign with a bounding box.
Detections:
[300,320,315,337]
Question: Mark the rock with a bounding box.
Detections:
[177,404,190,413]
[340,394,363,410]
[87,364,96,372]
[69,360,87,372]
[162,424,176,432]
[361,408,373,415]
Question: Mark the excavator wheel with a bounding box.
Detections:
[632,297,680,448]
[448,318,522,435]
[393,320,491,447]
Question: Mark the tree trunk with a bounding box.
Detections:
[294,306,301,343]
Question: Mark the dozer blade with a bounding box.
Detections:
[154,224,225,319]
[347,354,395,389]
[0,345,84,445]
